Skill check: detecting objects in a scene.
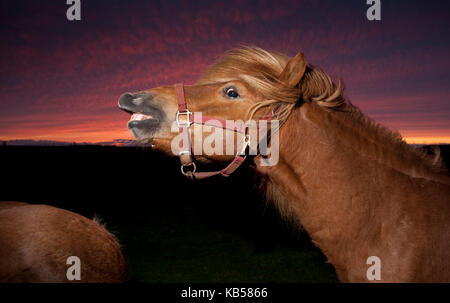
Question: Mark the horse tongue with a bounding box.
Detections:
[130,113,153,121]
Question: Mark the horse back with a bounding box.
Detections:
[0,202,126,282]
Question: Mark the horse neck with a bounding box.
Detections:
[255,102,449,280]
[257,102,362,237]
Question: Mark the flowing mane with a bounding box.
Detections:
[197,46,448,179]
[197,46,345,121]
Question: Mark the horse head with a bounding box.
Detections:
[118,47,306,177]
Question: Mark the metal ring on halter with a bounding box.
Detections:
[181,162,196,176]
[236,124,251,156]
[237,139,250,156]
[237,131,251,156]
[176,110,192,126]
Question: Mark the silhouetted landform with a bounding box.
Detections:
[1,139,74,146]
[0,144,448,282]
[2,138,448,148]
[0,138,138,146]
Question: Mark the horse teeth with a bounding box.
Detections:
[130,113,153,121]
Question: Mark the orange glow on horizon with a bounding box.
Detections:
[1,110,449,145]
[403,137,450,145]
[1,130,449,145]
[0,128,134,144]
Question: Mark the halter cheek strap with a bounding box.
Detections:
[175,83,275,180]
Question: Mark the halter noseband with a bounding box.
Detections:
[175,83,278,180]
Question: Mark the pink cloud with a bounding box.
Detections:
[1,0,449,143]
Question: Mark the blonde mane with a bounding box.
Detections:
[197,46,448,180]
[197,46,345,125]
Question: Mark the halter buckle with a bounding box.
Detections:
[176,110,192,126]
[181,162,196,177]
[237,126,251,156]
[237,140,250,156]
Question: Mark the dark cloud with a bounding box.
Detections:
[0,0,449,142]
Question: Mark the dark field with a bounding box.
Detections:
[1,145,449,282]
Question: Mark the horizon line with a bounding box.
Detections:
[1,138,450,147]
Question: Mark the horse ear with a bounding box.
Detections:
[278,52,306,88]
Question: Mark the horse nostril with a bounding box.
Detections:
[118,93,135,109]
[118,92,154,112]
[132,96,144,105]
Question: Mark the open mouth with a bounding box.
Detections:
[118,92,164,141]
[125,110,161,142]
[122,111,160,144]
[126,110,160,127]
[127,112,159,126]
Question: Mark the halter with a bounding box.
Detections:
[175,83,278,180]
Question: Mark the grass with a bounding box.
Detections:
[115,205,338,283]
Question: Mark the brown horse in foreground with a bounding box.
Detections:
[118,46,450,282]
[0,202,126,282]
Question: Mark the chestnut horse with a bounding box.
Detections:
[0,202,126,282]
[118,47,450,282]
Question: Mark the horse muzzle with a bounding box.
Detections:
[118,92,165,141]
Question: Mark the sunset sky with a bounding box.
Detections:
[1,0,449,144]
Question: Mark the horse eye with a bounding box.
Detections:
[224,87,240,99]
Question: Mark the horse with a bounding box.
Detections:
[118,46,450,282]
[0,201,126,282]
